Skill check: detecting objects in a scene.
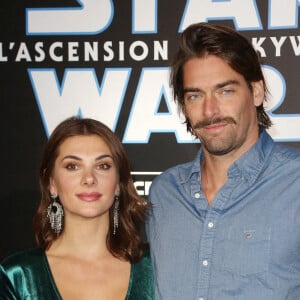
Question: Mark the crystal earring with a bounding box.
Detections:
[47,194,64,235]
[113,194,120,235]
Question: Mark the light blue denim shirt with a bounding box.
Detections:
[147,130,300,300]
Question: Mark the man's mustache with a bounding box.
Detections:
[193,117,237,129]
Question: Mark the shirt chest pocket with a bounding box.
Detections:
[217,227,271,276]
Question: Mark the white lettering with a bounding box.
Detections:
[0,43,8,62]
[68,42,79,61]
[251,37,267,57]
[103,41,114,61]
[132,0,157,33]
[289,36,300,55]
[134,181,153,196]
[264,65,300,141]
[180,0,261,31]
[15,42,31,62]
[129,41,148,61]
[269,0,300,29]
[34,42,46,62]
[0,40,169,62]
[84,42,98,61]
[153,40,168,60]
[49,42,63,62]
[26,0,114,35]
[28,68,131,136]
[123,67,194,143]
[119,41,125,61]
[28,65,300,143]
[270,36,287,56]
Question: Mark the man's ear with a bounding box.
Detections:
[252,80,264,107]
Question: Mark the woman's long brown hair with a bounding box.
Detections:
[33,117,149,263]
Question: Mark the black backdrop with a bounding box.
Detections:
[1,1,300,260]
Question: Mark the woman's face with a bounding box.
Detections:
[49,134,120,221]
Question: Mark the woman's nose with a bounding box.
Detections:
[81,170,97,186]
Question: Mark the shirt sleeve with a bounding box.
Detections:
[0,265,18,299]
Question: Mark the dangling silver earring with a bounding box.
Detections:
[47,194,64,235]
[113,194,120,235]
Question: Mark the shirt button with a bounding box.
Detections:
[208,222,214,228]
[202,260,208,266]
[195,192,200,199]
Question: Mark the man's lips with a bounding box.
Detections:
[194,121,228,134]
[203,122,228,130]
[76,192,102,201]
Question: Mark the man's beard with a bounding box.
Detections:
[193,117,238,156]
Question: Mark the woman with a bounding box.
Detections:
[0,117,154,299]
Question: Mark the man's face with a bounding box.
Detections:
[183,55,264,157]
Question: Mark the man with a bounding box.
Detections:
[147,22,300,300]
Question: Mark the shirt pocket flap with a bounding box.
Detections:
[218,227,271,276]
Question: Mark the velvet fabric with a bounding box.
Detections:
[0,247,154,299]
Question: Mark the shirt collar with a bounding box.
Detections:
[229,129,275,186]
[178,129,275,186]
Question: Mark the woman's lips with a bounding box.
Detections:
[76,192,102,202]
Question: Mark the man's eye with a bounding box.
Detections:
[185,93,199,101]
[221,89,234,95]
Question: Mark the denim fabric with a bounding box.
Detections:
[147,130,300,300]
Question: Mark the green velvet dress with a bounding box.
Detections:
[0,247,154,299]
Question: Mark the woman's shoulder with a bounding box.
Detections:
[136,248,151,266]
[0,248,61,299]
[130,248,152,273]
[1,247,44,270]
[127,248,154,299]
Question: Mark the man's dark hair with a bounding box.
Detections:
[170,22,272,135]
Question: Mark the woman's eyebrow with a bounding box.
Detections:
[61,154,113,162]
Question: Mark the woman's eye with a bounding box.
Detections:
[97,163,111,170]
[66,163,78,170]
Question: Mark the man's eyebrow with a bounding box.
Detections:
[183,80,240,94]
[215,80,240,89]
[183,87,202,94]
